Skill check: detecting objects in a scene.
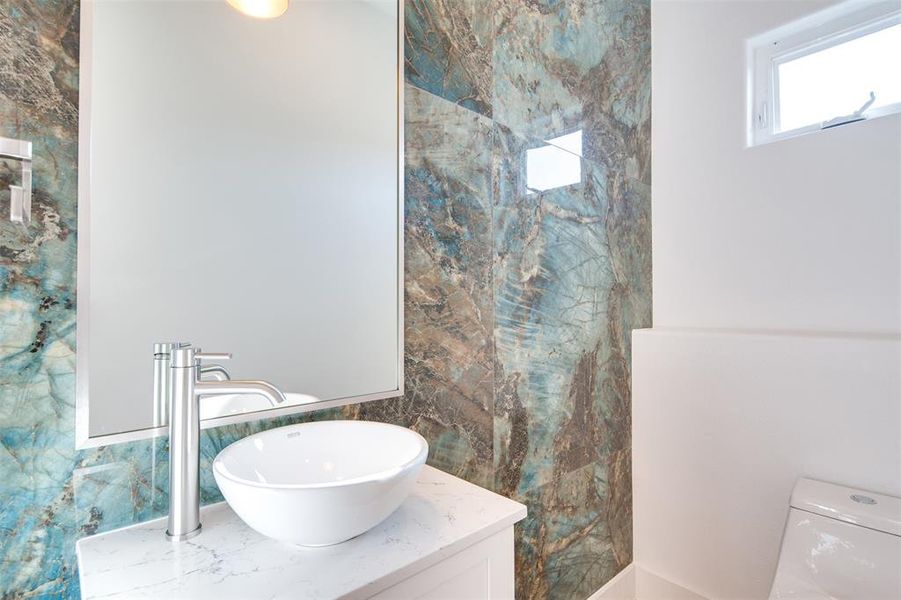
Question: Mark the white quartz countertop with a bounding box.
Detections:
[76,466,527,599]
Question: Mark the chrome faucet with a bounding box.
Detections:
[164,344,287,541]
[153,342,233,428]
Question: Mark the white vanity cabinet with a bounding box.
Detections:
[370,528,516,599]
[76,466,526,600]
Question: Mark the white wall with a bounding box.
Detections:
[633,330,901,599]
[635,0,901,597]
[652,0,901,334]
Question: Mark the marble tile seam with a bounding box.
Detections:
[407,79,629,179]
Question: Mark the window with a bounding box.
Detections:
[748,1,901,146]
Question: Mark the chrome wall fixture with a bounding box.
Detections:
[0,136,33,224]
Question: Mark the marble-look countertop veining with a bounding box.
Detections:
[76,466,527,599]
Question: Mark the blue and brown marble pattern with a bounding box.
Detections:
[491,122,647,598]
[492,0,652,183]
[1,0,650,597]
[349,83,496,489]
[516,462,625,599]
[492,123,612,497]
[404,0,494,117]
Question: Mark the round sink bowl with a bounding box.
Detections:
[212,420,428,546]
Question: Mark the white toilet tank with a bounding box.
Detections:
[769,478,901,599]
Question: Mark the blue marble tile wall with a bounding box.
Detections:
[0,0,650,598]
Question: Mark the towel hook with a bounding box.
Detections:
[0,136,33,224]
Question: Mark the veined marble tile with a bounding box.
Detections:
[405,0,494,117]
[351,85,496,488]
[493,124,615,497]
[1,4,81,596]
[491,123,648,597]
[0,1,79,133]
[515,461,630,600]
[492,0,651,183]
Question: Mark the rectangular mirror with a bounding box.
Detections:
[75,0,402,447]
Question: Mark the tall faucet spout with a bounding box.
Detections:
[166,346,287,541]
[194,380,287,406]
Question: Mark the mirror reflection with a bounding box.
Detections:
[78,0,401,442]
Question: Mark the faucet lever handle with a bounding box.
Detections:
[195,352,232,362]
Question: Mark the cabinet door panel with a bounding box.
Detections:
[370,528,514,600]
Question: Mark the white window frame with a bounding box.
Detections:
[748,0,901,147]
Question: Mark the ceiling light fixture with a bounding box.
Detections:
[226,0,289,19]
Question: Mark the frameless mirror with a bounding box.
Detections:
[76,0,402,447]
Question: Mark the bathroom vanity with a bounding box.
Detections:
[77,466,526,599]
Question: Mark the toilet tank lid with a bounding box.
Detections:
[791,478,901,536]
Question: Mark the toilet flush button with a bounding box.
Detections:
[850,494,877,505]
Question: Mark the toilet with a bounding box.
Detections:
[769,478,901,599]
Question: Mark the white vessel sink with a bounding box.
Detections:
[212,420,428,546]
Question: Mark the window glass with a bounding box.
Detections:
[777,23,901,132]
